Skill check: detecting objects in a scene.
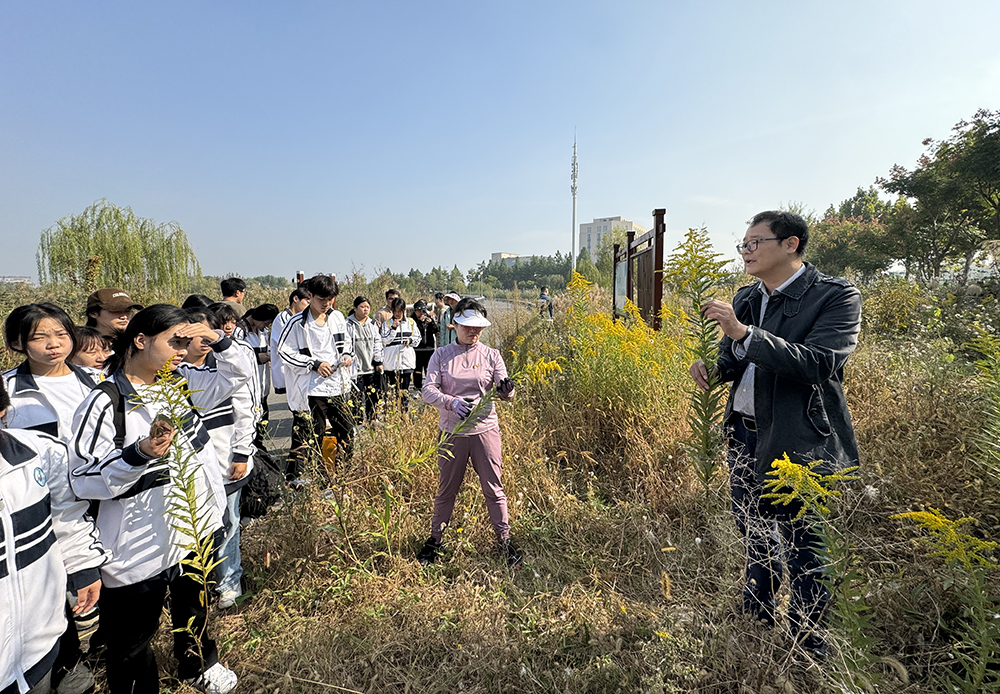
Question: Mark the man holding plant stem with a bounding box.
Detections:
[690,210,861,657]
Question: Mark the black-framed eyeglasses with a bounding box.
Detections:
[736,237,780,254]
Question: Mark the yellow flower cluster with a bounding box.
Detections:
[892,507,999,572]
[518,356,564,385]
[762,453,859,520]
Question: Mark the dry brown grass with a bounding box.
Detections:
[3,277,999,692]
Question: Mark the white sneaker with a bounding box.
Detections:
[217,588,241,610]
[189,663,238,694]
[56,663,95,694]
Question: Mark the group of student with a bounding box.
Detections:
[2,275,521,694]
[279,283,466,482]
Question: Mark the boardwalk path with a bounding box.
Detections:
[264,390,293,453]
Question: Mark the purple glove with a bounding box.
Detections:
[497,378,515,396]
[451,398,473,419]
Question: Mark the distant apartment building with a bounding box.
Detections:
[0,276,33,285]
[491,252,538,268]
[578,216,648,259]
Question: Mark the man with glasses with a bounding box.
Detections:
[689,210,862,658]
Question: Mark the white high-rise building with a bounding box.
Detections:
[578,216,648,260]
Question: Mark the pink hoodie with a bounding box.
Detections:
[422,341,513,435]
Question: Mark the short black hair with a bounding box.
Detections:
[186,307,222,330]
[390,297,406,313]
[305,274,339,298]
[748,210,809,256]
[74,325,112,354]
[4,303,78,356]
[453,297,487,319]
[289,288,308,305]
[433,292,444,301]
[353,296,370,308]
[221,277,246,298]
[385,288,400,301]
[105,304,190,374]
[182,294,215,309]
[208,302,240,326]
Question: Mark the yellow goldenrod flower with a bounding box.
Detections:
[892,507,999,572]
[762,453,859,519]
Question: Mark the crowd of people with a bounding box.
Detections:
[0,276,519,694]
[1,210,862,693]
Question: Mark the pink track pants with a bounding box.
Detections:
[430,429,509,541]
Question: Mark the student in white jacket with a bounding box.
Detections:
[180,306,260,610]
[268,289,309,397]
[0,378,108,694]
[239,304,278,418]
[277,275,354,481]
[69,305,251,694]
[2,303,103,694]
[2,303,98,438]
[380,296,420,413]
[346,295,383,424]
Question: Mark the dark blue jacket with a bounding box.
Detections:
[716,262,862,482]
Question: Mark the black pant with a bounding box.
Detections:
[253,395,270,448]
[384,370,413,413]
[413,350,433,390]
[308,394,355,462]
[287,409,313,480]
[727,415,829,641]
[100,562,218,694]
[352,372,382,424]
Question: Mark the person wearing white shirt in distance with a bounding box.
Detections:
[277,275,355,483]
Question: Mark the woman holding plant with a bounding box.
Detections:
[419,298,519,568]
[69,305,252,694]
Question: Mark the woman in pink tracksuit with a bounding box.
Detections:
[418,298,520,568]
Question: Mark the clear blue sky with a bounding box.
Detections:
[2,1,998,281]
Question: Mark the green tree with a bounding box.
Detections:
[825,186,893,223]
[448,265,467,293]
[878,110,1000,283]
[879,158,983,282]
[594,228,628,290]
[249,274,293,289]
[575,247,600,284]
[939,109,1000,237]
[808,215,892,279]
[37,199,202,295]
[779,201,819,225]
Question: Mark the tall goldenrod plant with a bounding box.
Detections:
[763,455,886,688]
[143,362,222,648]
[663,227,731,489]
[893,508,1000,692]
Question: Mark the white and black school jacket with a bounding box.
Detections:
[179,340,260,494]
[68,338,251,588]
[1,429,108,694]
[381,317,421,372]
[346,315,383,377]
[2,362,98,438]
[268,309,297,393]
[241,326,272,398]
[277,308,355,411]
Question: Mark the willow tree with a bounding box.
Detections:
[36,199,202,295]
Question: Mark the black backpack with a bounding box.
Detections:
[240,444,284,519]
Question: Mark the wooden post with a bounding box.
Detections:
[651,209,666,330]
[625,230,635,306]
[612,243,621,320]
